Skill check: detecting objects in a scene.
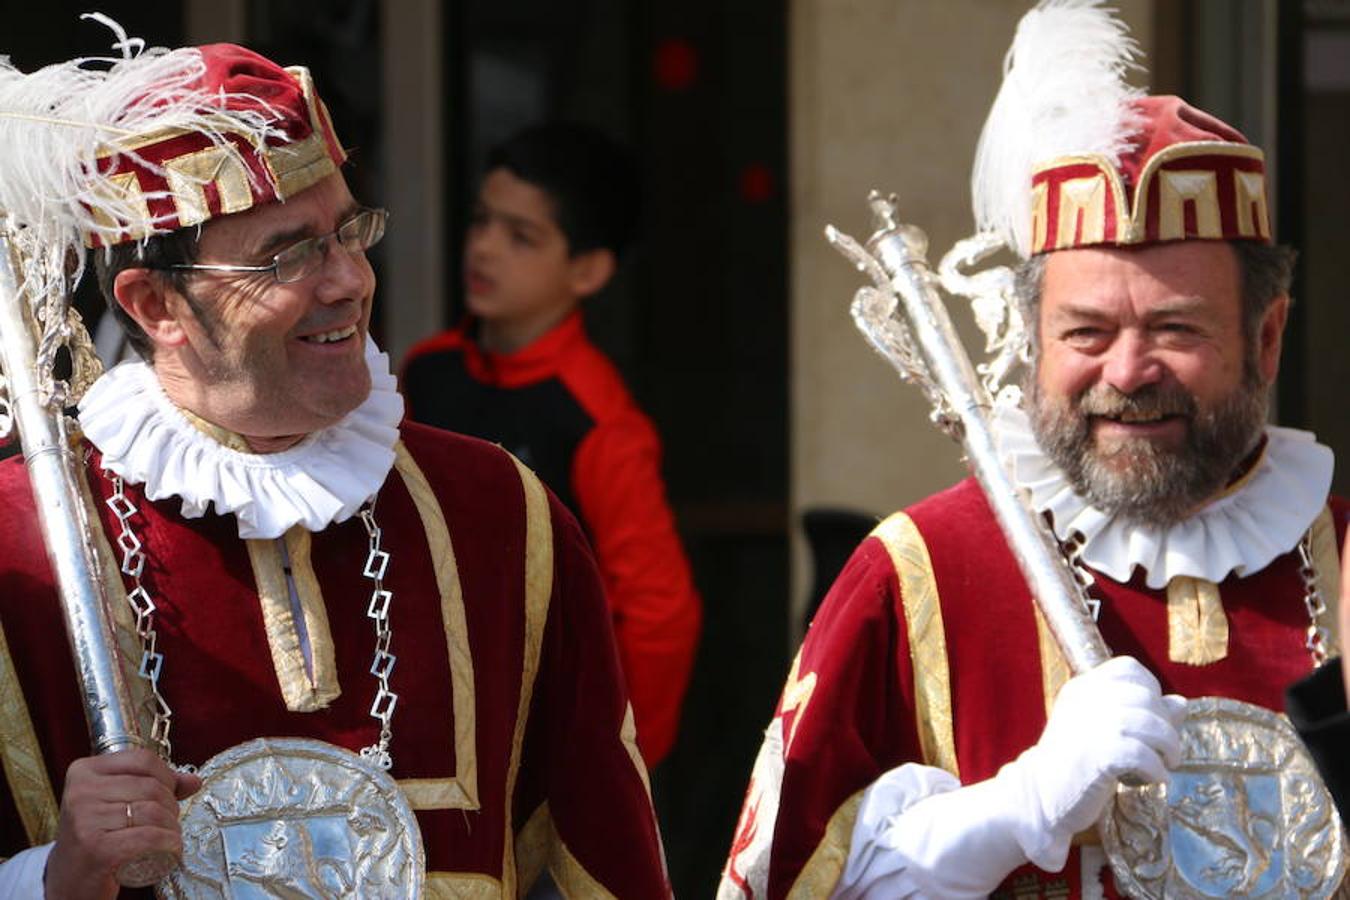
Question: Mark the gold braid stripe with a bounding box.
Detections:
[247,530,341,713]
[552,830,619,900]
[1311,506,1343,655]
[1033,604,1073,717]
[514,803,553,893]
[0,618,58,844]
[870,513,960,778]
[514,801,623,900]
[392,441,479,811]
[425,871,503,898]
[1167,576,1229,665]
[620,703,652,800]
[500,455,553,897]
[786,791,865,899]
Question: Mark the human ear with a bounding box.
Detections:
[1256,293,1289,384]
[113,268,189,350]
[568,248,617,299]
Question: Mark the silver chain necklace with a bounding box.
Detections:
[1061,528,1330,667]
[103,469,400,769]
[1296,530,1332,666]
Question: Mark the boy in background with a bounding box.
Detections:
[403,122,701,768]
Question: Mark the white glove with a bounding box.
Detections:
[834,656,1185,899]
[1004,655,1186,868]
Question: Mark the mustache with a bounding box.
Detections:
[1074,383,1197,419]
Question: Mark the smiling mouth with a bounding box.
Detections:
[300,325,358,344]
[1097,410,1179,424]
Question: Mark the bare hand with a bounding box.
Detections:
[44,748,201,900]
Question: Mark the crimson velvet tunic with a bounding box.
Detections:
[0,422,669,898]
[721,477,1348,899]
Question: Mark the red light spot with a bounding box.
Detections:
[653,38,698,92]
[738,162,775,204]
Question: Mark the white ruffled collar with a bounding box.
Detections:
[994,403,1334,588]
[78,339,404,540]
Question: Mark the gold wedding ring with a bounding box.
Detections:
[124,801,133,829]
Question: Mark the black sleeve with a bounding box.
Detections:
[1287,658,1350,828]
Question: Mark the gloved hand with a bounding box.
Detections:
[1002,655,1187,869]
[833,656,1185,898]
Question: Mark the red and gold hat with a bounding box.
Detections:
[84,43,346,247]
[972,1,1272,259]
[1028,95,1270,254]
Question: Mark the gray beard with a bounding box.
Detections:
[1026,375,1270,526]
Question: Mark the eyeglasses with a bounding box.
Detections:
[165,207,388,284]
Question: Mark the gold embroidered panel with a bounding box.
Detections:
[1166,576,1229,665]
[499,455,554,898]
[786,791,864,900]
[552,835,619,900]
[779,650,817,756]
[620,703,652,800]
[871,513,959,778]
[1311,506,1343,656]
[514,803,554,895]
[392,441,479,811]
[1033,605,1073,717]
[0,620,58,845]
[425,871,504,899]
[246,532,340,713]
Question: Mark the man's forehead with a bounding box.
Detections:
[1043,242,1240,293]
[198,173,357,252]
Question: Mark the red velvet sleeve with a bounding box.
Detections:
[524,495,672,897]
[570,409,701,767]
[721,535,926,899]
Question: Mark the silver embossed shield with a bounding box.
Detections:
[160,737,425,899]
[1102,698,1346,899]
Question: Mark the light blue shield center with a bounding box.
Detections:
[221,814,356,899]
[1168,770,1282,897]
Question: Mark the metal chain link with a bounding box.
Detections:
[1297,531,1332,667]
[358,500,398,771]
[104,471,174,761]
[1062,527,1329,666]
[101,473,400,771]
[1060,531,1102,623]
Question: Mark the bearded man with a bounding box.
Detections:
[0,33,668,899]
[719,3,1345,898]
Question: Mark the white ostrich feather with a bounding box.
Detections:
[971,0,1145,257]
[0,15,285,269]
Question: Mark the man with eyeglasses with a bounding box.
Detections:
[0,38,669,898]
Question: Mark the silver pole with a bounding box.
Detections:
[828,194,1111,675]
[0,234,176,885]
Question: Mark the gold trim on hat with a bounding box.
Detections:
[83,67,345,245]
[1031,154,1130,252]
[1157,171,1223,242]
[263,66,345,201]
[1030,180,1050,252]
[1056,175,1110,248]
[164,144,255,227]
[85,171,153,246]
[1031,142,1268,253]
[1235,170,1271,241]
